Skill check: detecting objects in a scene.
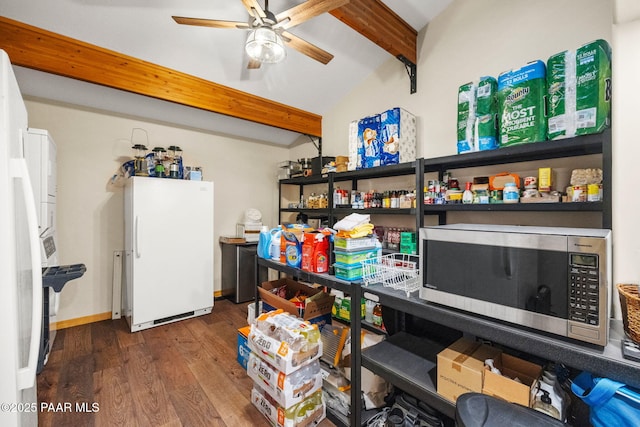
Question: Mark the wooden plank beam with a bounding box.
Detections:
[0,16,322,137]
[330,0,417,65]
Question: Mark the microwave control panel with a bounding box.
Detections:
[569,253,600,326]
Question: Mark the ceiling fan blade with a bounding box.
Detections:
[241,0,267,19]
[275,0,349,30]
[247,58,262,69]
[172,16,250,29]
[281,31,334,65]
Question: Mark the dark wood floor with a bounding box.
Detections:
[37,299,335,427]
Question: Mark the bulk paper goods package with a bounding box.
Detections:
[347,120,360,170]
[547,39,612,140]
[378,108,417,166]
[458,78,498,154]
[475,76,499,151]
[457,82,477,154]
[498,60,548,146]
[359,115,382,169]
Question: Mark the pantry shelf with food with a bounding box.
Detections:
[420,129,611,229]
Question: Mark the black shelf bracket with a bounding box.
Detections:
[397,55,417,94]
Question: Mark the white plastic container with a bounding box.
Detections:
[503,182,520,203]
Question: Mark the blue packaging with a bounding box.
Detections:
[379,108,400,166]
[358,115,381,169]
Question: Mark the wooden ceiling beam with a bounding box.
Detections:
[330,0,418,65]
[0,16,322,137]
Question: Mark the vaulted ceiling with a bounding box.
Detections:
[0,0,451,145]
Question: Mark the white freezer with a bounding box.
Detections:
[123,176,214,332]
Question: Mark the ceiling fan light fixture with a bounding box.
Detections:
[245,27,286,64]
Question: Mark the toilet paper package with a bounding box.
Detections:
[547,39,612,140]
[457,82,477,154]
[498,60,548,146]
[359,115,382,169]
[379,107,417,166]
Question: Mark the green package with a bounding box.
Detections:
[547,39,612,140]
[476,76,498,150]
[477,76,498,115]
[457,82,476,154]
[498,60,548,146]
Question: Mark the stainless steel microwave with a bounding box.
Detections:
[419,224,611,346]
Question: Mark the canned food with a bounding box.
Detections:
[490,190,503,203]
[587,183,602,202]
[572,185,587,202]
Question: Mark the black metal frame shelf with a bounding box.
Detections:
[269,130,613,425]
[363,284,640,390]
[255,257,363,427]
[278,129,611,231]
[423,201,603,212]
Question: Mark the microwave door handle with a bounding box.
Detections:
[502,247,512,278]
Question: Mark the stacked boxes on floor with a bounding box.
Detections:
[247,309,326,426]
[333,236,381,282]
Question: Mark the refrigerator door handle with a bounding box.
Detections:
[135,215,141,258]
[10,156,44,390]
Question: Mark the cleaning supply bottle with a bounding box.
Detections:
[269,227,282,260]
[257,226,270,259]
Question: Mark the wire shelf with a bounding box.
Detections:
[360,253,420,296]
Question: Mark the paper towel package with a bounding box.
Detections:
[476,76,499,151]
[498,60,548,146]
[547,39,612,140]
[349,108,417,169]
[457,82,477,154]
[379,108,417,166]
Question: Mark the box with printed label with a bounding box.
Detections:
[378,107,417,166]
[437,337,502,403]
[482,353,542,407]
[247,352,323,409]
[259,278,334,328]
[252,385,325,427]
[237,325,252,370]
[248,310,323,375]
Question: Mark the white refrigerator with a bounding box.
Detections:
[123,176,214,332]
[0,50,43,426]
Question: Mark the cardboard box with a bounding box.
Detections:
[247,352,323,409]
[437,337,502,403]
[252,386,325,427]
[482,353,542,407]
[237,326,252,370]
[259,278,334,328]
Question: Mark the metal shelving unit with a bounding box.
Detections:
[267,130,614,425]
[361,284,640,406]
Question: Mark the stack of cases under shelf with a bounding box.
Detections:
[333,237,381,281]
[247,309,326,427]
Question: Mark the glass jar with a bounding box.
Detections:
[503,182,520,203]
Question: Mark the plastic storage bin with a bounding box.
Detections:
[334,263,364,281]
[334,248,379,265]
[334,236,379,251]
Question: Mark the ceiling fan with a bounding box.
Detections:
[172,0,349,68]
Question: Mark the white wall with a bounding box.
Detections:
[25,99,286,323]
[612,0,640,294]
[321,0,638,315]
